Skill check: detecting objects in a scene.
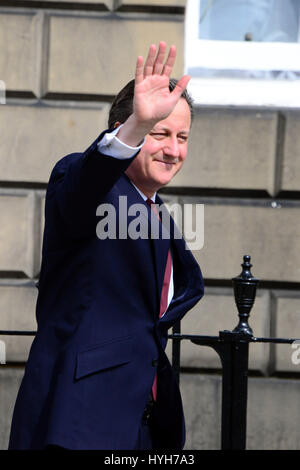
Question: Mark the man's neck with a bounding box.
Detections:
[130,181,156,202]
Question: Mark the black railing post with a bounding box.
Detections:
[219,331,251,449]
[219,255,259,449]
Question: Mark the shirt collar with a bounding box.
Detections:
[130,181,156,203]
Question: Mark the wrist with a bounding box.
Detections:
[116,114,154,147]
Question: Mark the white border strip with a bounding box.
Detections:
[188,77,300,108]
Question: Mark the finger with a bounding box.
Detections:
[153,41,167,75]
[143,44,157,77]
[162,45,177,77]
[135,55,144,85]
[170,75,191,101]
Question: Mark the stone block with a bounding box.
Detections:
[166,287,271,374]
[0,12,38,94]
[0,282,37,363]
[247,376,300,449]
[180,373,222,450]
[169,109,278,195]
[0,103,109,183]
[0,191,39,277]
[21,0,113,5]
[272,293,300,373]
[184,200,300,283]
[116,0,186,6]
[0,366,24,449]
[281,111,300,192]
[47,13,184,95]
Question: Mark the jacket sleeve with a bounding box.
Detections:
[46,129,139,239]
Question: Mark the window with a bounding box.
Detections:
[185,0,300,107]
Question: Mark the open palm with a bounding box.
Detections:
[133,42,190,126]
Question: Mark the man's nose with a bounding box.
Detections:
[163,137,180,158]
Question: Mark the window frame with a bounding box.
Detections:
[184,0,300,108]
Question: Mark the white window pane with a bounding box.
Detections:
[199,0,300,43]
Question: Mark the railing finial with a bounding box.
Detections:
[232,255,259,336]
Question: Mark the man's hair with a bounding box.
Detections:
[108,78,194,129]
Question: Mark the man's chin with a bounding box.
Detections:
[154,176,174,189]
[152,169,178,185]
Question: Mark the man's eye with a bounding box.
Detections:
[150,133,188,142]
[151,133,166,139]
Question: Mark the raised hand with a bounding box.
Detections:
[116,42,190,147]
[133,42,190,127]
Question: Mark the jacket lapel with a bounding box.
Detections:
[115,175,169,314]
[151,217,171,313]
[114,176,204,324]
[155,194,204,325]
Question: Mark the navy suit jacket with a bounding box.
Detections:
[9,130,204,450]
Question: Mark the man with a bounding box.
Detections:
[8,42,204,450]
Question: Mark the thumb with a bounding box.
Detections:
[170,75,191,101]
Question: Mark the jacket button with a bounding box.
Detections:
[152,359,158,367]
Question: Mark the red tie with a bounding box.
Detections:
[147,198,172,400]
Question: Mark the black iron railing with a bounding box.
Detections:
[0,255,299,449]
[169,255,299,449]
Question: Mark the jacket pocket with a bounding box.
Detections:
[75,335,133,380]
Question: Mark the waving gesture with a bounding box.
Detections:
[117,42,190,147]
[134,42,190,125]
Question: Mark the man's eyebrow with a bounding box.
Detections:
[151,126,190,134]
[178,130,190,135]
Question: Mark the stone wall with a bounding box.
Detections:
[1,0,300,450]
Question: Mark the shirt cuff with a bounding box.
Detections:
[97,125,145,160]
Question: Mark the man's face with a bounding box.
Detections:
[125,98,191,198]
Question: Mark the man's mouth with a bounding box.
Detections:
[154,159,178,167]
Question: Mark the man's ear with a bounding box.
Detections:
[114,121,121,129]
